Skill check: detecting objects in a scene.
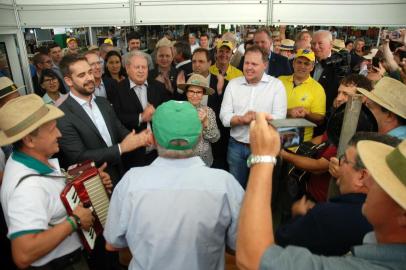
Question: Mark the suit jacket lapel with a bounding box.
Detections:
[95,98,116,143]
[123,78,143,111]
[65,96,104,141]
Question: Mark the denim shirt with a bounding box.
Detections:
[261,232,406,270]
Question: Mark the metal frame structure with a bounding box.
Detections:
[0,0,405,92]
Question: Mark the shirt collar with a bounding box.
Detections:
[289,75,313,85]
[95,79,105,89]
[175,59,191,69]
[241,72,270,85]
[42,93,55,105]
[69,92,96,107]
[12,150,54,174]
[151,156,205,168]
[129,79,148,89]
[352,240,406,262]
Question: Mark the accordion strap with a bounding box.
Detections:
[16,174,67,189]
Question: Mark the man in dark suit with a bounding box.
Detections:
[84,50,117,103]
[113,50,168,169]
[57,54,151,184]
[57,54,151,270]
[174,41,193,76]
[32,52,54,96]
[254,28,292,77]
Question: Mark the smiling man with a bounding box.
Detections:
[279,49,326,141]
[220,45,287,188]
[209,40,243,81]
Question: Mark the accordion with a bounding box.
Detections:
[60,161,110,251]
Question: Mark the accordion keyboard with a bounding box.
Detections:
[83,175,109,227]
[65,185,97,250]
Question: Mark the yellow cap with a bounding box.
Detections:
[216,40,234,51]
[295,49,315,62]
[104,38,113,45]
[66,37,77,44]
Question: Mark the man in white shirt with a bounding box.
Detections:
[220,45,287,188]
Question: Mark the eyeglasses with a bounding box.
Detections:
[43,78,58,83]
[339,153,355,166]
[187,90,204,96]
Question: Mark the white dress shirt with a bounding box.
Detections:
[220,73,287,143]
[94,79,107,98]
[69,92,113,147]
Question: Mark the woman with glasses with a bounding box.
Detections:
[104,50,127,82]
[178,74,220,167]
[40,69,67,106]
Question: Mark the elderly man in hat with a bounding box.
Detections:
[275,132,400,256]
[0,77,22,176]
[104,100,244,270]
[278,39,295,59]
[0,77,21,270]
[279,49,326,142]
[358,77,406,139]
[0,94,113,269]
[236,112,406,270]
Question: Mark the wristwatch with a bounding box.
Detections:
[247,155,277,168]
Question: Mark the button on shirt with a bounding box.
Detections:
[104,156,244,270]
[220,73,287,144]
[70,93,113,147]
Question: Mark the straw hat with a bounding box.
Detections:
[177,73,214,95]
[357,139,406,209]
[332,39,345,52]
[357,77,406,119]
[0,77,24,99]
[280,39,295,51]
[0,94,64,146]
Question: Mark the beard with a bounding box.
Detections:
[72,79,95,96]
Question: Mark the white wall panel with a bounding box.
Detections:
[0,1,405,27]
[16,0,127,4]
[272,0,406,26]
[133,1,268,25]
[0,4,17,28]
[17,3,131,27]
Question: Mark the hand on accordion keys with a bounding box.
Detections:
[72,203,95,231]
[98,162,113,194]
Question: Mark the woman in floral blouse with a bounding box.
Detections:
[178,73,220,166]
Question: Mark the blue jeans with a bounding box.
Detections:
[227,137,251,189]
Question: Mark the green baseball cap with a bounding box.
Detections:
[152,100,202,150]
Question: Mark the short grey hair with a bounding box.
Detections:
[156,137,201,159]
[313,30,333,43]
[123,50,149,66]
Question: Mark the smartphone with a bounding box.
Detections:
[372,57,380,68]
[278,127,304,149]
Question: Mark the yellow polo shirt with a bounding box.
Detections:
[279,75,326,141]
[209,64,243,81]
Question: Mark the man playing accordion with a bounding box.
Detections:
[0,94,112,269]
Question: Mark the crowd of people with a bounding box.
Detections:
[0,25,405,270]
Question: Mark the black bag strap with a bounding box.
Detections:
[16,174,67,189]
